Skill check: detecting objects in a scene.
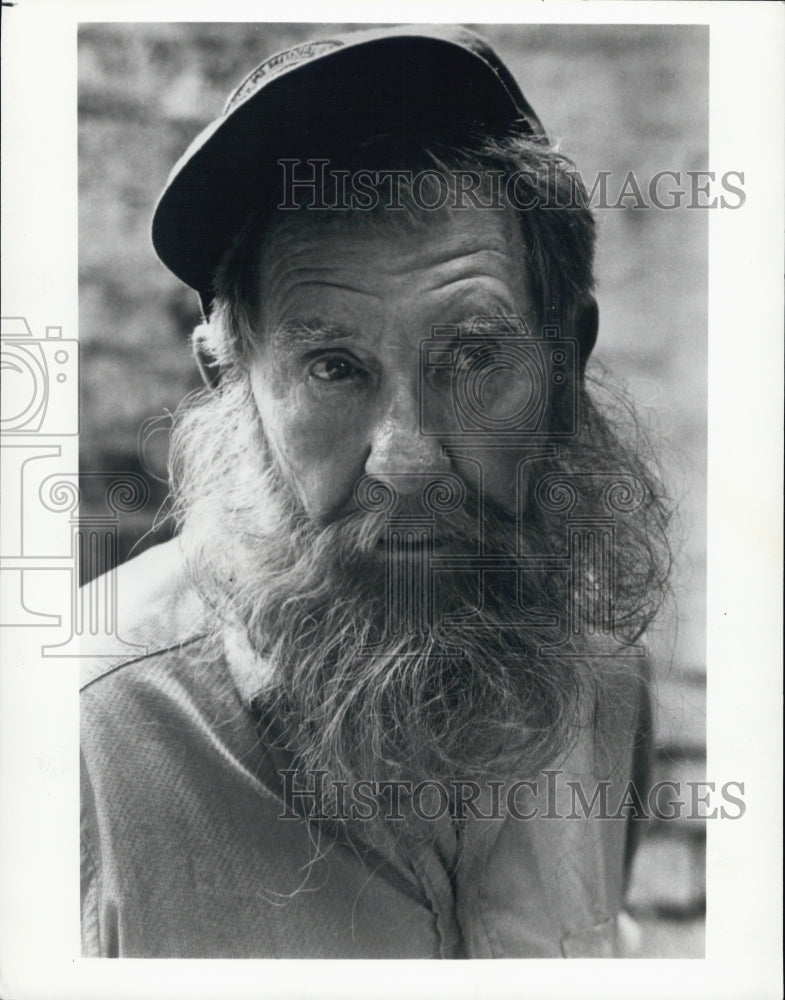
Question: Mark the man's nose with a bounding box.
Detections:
[364,381,450,493]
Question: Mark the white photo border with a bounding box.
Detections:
[1,2,782,998]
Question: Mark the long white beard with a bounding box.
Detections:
[170,372,592,811]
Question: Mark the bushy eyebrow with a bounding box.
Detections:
[268,312,534,353]
[269,318,357,351]
[430,313,534,339]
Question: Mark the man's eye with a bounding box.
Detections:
[309,356,361,382]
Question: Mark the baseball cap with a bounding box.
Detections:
[151,24,546,308]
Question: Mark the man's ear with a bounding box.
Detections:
[191,322,222,390]
[573,294,599,373]
[194,345,222,389]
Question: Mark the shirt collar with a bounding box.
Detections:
[222,621,275,707]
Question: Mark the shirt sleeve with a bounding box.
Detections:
[80,743,106,957]
[80,829,101,956]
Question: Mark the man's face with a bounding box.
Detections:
[248,204,537,529]
[172,203,629,793]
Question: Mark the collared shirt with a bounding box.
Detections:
[81,539,645,958]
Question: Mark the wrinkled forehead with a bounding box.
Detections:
[256,196,531,324]
[256,197,534,346]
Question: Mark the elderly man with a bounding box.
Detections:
[80,25,671,958]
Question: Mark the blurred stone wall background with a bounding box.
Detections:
[78,22,708,958]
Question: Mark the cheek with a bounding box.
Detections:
[249,373,367,517]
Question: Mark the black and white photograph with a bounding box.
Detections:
[1,2,782,998]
